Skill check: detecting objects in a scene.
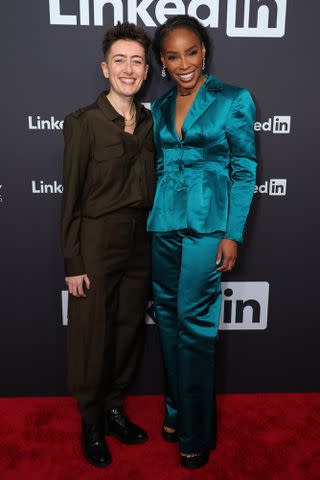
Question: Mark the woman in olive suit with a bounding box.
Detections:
[61,23,155,468]
[147,15,257,469]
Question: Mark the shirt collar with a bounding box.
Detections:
[97,91,142,124]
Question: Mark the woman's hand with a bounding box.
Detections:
[216,239,238,272]
[65,274,91,298]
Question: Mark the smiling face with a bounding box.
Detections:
[101,39,148,98]
[161,27,206,94]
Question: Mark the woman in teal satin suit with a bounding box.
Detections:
[147,15,257,469]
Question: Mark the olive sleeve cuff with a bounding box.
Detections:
[64,256,85,277]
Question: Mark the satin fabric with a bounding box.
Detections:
[152,230,222,453]
[147,74,257,243]
[149,74,257,453]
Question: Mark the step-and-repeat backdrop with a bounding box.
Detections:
[1,1,319,396]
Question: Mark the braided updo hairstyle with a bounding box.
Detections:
[152,15,212,65]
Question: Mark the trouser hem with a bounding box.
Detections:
[79,404,104,424]
[103,400,124,411]
[164,416,178,429]
[180,442,212,454]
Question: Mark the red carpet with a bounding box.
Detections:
[1,394,320,480]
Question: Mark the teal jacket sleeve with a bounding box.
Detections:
[225,89,257,243]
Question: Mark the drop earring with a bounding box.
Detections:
[161,64,166,78]
[202,57,206,71]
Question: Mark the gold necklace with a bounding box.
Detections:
[124,116,136,127]
[124,118,136,126]
[124,104,136,123]
[106,94,136,124]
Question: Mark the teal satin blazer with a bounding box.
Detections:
[147,74,257,243]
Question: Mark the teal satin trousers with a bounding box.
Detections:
[152,230,223,453]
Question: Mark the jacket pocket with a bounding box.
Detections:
[94,142,124,162]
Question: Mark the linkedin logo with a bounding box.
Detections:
[254,116,291,134]
[49,0,287,38]
[62,282,270,330]
[254,179,287,196]
[219,282,269,330]
[227,0,287,37]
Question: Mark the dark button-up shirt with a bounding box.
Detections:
[61,92,155,276]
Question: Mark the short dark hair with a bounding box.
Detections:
[102,21,151,59]
[153,15,212,65]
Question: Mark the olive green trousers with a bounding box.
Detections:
[67,210,151,423]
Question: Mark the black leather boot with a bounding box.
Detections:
[105,407,148,444]
[82,418,112,467]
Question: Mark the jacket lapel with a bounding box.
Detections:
[182,75,223,136]
[160,88,177,141]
